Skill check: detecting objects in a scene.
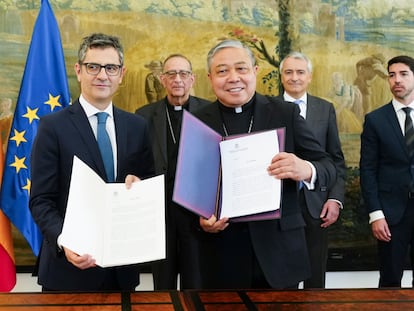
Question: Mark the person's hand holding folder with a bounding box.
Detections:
[124,174,141,189]
[63,248,96,270]
[267,151,313,183]
[199,215,229,233]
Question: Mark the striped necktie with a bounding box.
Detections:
[403,107,414,159]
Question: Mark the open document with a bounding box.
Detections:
[219,130,281,219]
[173,110,284,222]
[60,156,165,268]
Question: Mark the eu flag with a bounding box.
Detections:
[0,0,71,256]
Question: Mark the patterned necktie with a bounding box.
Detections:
[294,99,304,189]
[96,112,114,182]
[403,107,414,159]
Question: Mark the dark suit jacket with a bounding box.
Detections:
[135,96,210,289]
[278,94,346,218]
[29,99,155,291]
[135,96,211,175]
[360,102,412,226]
[194,93,336,288]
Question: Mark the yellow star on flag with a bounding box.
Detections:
[10,129,27,147]
[22,107,40,124]
[22,178,31,194]
[10,155,27,174]
[45,93,62,111]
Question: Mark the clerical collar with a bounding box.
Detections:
[165,99,189,112]
[218,95,255,136]
[218,95,255,114]
[165,100,188,145]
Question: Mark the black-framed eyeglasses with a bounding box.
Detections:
[81,63,122,76]
[163,70,192,79]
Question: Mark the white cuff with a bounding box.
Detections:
[302,161,316,190]
[369,210,385,224]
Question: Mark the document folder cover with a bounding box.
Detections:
[173,110,222,219]
[173,110,284,221]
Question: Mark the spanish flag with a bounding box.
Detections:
[0,135,16,292]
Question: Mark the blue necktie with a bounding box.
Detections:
[96,112,114,182]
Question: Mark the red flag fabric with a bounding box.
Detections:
[0,136,16,292]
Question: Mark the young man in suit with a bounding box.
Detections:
[277,52,346,288]
[29,33,155,291]
[194,40,337,289]
[360,55,414,288]
[136,54,210,289]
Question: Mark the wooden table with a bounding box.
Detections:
[1,288,414,310]
[183,288,414,310]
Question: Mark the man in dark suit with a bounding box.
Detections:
[194,39,336,289]
[136,54,210,289]
[360,55,414,288]
[277,52,346,288]
[29,33,154,291]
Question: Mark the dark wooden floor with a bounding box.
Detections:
[1,288,414,310]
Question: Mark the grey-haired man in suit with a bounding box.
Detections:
[277,51,346,289]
